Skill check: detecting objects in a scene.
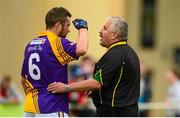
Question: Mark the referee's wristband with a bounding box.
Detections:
[65,84,70,92]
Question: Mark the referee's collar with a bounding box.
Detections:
[108,41,127,50]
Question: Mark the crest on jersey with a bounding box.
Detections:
[30,38,46,45]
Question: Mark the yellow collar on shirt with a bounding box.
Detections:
[38,31,57,38]
[108,41,127,51]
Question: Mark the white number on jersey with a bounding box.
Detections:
[28,53,41,80]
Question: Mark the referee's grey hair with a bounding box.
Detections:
[107,16,128,41]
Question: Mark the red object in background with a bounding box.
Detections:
[68,80,85,104]
[0,88,7,97]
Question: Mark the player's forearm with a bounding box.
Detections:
[69,79,101,92]
[76,28,88,56]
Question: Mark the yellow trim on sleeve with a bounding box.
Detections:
[24,79,39,113]
[100,69,103,85]
[112,66,123,107]
[56,38,75,64]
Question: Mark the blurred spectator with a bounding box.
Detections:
[68,61,96,117]
[165,68,180,117]
[0,75,22,104]
[78,56,96,116]
[80,55,95,78]
[69,64,87,80]
[68,64,87,116]
[139,61,152,117]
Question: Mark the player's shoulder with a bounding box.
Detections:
[60,37,70,43]
[60,37,75,46]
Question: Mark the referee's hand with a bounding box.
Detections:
[47,82,66,93]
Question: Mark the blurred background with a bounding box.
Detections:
[0,0,180,117]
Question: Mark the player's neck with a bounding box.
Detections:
[46,28,58,37]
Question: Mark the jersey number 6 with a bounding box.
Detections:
[29,53,41,80]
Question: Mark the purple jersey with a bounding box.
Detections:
[21,31,78,113]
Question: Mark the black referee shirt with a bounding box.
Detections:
[92,41,140,108]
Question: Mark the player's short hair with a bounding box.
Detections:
[107,16,128,41]
[45,7,71,29]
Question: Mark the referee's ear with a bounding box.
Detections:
[112,31,118,40]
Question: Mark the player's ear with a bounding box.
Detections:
[55,22,62,31]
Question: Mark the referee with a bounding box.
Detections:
[47,16,140,117]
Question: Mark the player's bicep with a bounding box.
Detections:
[60,38,79,63]
[64,42,78,59]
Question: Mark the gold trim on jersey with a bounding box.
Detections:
[24,79,40,113]
[108,41,127,51]
[112,66,123,107]
[56,37,75,64]
[38,31,76,65]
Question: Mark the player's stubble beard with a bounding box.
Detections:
[58,26,67,38]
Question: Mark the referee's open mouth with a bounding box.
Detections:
[99,33,102,40]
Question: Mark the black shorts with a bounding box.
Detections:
[96,103,138,117]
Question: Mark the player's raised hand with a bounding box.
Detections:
[72,19,88,30]
[47,82,66,93]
